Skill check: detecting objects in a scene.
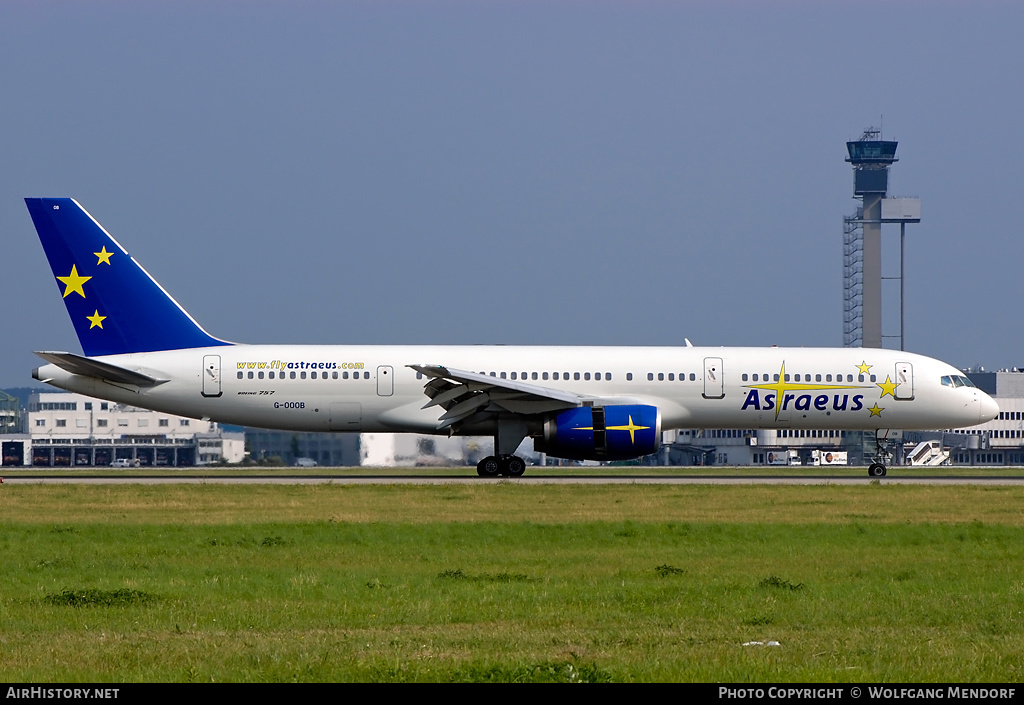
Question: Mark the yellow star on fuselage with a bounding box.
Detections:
[868,404,884,417]
[87,310,106,329]
[57,264,91,298]
[857,361,872,375]
[94,246,113,265]
[877,375,899,399]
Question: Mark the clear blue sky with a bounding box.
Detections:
[2,1,1022,388]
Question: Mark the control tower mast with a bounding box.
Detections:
[843,128,919,349]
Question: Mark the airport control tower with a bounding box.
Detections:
[843,128,920,349]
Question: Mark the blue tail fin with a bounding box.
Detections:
[26,198,232,356]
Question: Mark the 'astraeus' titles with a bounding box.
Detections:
[741,390,864,413]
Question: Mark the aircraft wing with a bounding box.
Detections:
[408,364,581,429]
[34,351,169,388]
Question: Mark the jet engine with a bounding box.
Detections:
[535,404,661,461]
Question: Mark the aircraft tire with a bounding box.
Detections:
[502,455,527,477]
[477,456,501,478]
[868,463,887,478]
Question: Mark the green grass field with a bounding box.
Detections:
[2,482,1023,682]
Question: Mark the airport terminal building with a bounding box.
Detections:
[1,392,244,467]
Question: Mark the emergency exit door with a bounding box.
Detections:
[377,365,393,396]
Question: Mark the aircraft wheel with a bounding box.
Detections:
[502,455,527,477]
[477,456,501,478]
[868,463,887,478]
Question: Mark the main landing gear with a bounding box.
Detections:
[867,429,895,477]
[477,420,530,478]
[476,454,527,478]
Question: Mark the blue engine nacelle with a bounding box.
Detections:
[536,405,662,461]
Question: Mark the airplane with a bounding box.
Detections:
[25,197,999,477]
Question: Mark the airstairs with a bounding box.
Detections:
[904,440,950,467]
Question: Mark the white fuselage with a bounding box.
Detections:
[34,344,998,435]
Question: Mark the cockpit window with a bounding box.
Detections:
[955,375,976,388]
[941,375,977,388]
[941,375,953,387]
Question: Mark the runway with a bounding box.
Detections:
[5,472,1024,485]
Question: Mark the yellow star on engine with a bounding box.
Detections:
[868,403,884,417]
[606,415,651,444]
[857,361,872,375]
[87,310,106,329]
[56,264,91,298]
[94,246,113,265]
[877,375,899,399]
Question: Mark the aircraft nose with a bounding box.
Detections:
[979,392,1000,424]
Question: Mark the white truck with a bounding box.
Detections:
[807,450,848,466]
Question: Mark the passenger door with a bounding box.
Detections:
[703,357,724,399]
[202,355,222,397]
[895,362,914,399]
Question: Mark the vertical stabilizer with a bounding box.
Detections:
[26,198,231,356]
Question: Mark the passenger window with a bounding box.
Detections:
[658,373,664,381]
[668,373,675,381]
[542,372,549,380]
[258,371,264,379]
[301,371,306,379]
[311,371,317,379]
[237,372,243,379]
[627,373,633,381]
[248,371,254,379]
[584,373,591,381]
[648,373,654,381]
[290,371,296,379]
[574,372,580,381]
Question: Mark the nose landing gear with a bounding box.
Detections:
[867,429,895,477]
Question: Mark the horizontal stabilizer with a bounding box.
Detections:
[34,351,169,387]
